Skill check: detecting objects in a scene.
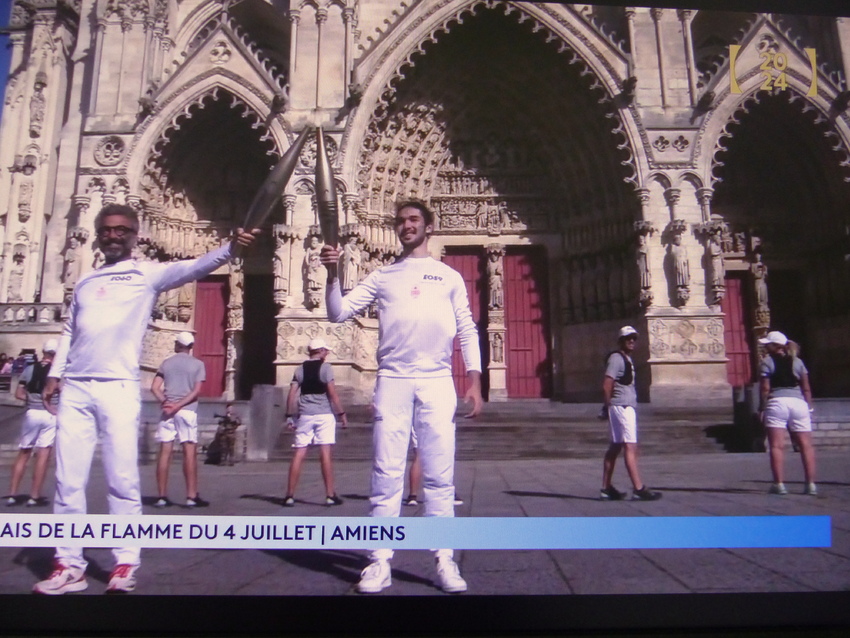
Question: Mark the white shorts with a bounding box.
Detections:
[19,409,57,449]
[608,405,637,444]
[156,409,199,444]
[763,397,812,432]
[293,414,336,448]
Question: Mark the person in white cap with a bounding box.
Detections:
[757,331,817,495]
[151,331,208,508]
[283,338,347,506]
[321,199,482,594]
[33,203,258,595]
[600,326,661,501]
[3,339,59,507]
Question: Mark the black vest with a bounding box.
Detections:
[301,359,327,395]
[769,352,798,389]
[607,351,633,385]
[25,361,51,395]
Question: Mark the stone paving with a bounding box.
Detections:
[1,450,848,597]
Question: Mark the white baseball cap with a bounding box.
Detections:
[758,331,788,346]
[308,338,330,352]
[618,326,639,339]
[43,338,58,353]
[175,331,195,347]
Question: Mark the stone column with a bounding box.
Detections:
[225,259,245,400]
[485,244,507,401]
[273,223,299,312]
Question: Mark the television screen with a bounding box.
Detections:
[0,0,848,634]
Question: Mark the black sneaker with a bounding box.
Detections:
[599,486,626,501]
[153,497,173,508]
[4,495,19,507]
[632,486,662,501]
[325,494,344,506]
[282,496,295,507]
[404,494,418,507]
[25,497,50,507]
[186,495,210,507]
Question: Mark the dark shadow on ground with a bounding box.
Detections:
[260,548,438,591]
[504,490,601,501]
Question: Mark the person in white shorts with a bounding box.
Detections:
[33,203,258,595]
[4,339,59,507]
[758,330,817,496]
[321,199,483,594]
[283,338,347,507]
[600,326,661,502]
[151,331,207,508]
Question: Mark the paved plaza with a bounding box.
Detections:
[1,450,848,597]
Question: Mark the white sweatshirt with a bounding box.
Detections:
[327,255,481,378]
[50,245,233,382]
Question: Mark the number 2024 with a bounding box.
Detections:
[759,51,788,90]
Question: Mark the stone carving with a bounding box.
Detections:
[635,229,652,307]
[707,230,725,305]
[94,136,126,167]
[17,179,33,222]
[273,224,296,311]
[340,235,362,294]
[665,220,690,307]
[210,40,232,65]
[486,245,504,310]
[303,233,323,310]
[491,332,504,363]
[7,258,25,302]
[29,72,47,138]
[228,258,244,331]
[752,253,770,328]
[61,229,88,311]
[177,283,193,323]
[648,317,726,361]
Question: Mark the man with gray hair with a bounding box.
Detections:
[35,203,258,595]
[151,331,207,508]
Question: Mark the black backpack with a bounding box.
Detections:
[598,352,633,419]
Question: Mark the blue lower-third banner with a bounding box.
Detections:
[0,515,830,550]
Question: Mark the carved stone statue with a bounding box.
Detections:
[708,231,725,304]
[18,180,33,221]
[487,250,504,310]
[304,235,323,310]
[229,258,244,308]
[29,77,46,138]
[62,236,83,292]
[177,283,193,323]
[753,255,770,327]
[340,235,362,294]
[7,260,25,302]
[491,332,504,363]
[669,232,690,305]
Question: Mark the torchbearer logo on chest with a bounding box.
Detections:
[410,286,421,298]
[96,286,107,299]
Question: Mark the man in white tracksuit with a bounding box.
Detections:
[321,199,483,594]
[34,203,257,595]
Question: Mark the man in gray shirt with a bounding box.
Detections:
[600,326,661,501]
[151,332,207,508]
[283,338,347,507]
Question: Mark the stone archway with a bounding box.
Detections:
[137,87,282,398]
[712,90,850,396]
[352,7,640,401]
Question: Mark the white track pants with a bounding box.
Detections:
[370,376,456,562]
[54,379,142,570]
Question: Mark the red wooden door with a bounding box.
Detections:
[504,248,551,398]
[443,250,485,396]
[720,273,753,386]
[194,276,228,397]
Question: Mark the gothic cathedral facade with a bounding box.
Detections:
[1,1,849,404]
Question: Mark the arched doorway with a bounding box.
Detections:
[140,89,281,398]
[713,90,850,396]
[354,7,638,401]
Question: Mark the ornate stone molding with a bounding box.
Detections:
[647,315,726,362]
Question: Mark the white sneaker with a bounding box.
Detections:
[356,560,391,594]
[769,483,788,495]
[805,483,818,496]
[33,562,88,595]
[106,564,138,594]
[436,557,467,593]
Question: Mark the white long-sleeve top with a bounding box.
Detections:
[50,244,233,382]
[327,255,481,378]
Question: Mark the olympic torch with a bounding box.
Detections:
[241,126,312,232]
[314,126,339,280]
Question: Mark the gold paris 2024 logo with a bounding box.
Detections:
[728,45,817,96]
